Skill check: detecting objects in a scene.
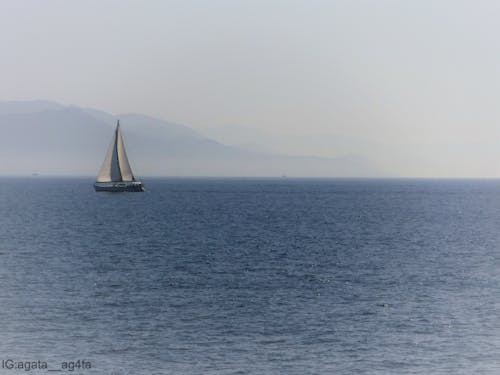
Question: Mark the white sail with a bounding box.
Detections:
[96,121,135,182]
[116,124,134,181]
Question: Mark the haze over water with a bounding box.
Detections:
[3,1,500,177]
[2,178,500,374]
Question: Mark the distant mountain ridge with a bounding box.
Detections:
[0,100,381,177]
[0,100,65,115]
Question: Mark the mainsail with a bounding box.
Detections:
[96,121,135,182]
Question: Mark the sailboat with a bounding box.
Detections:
[94,120,144,192]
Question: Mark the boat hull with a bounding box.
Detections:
[94,181,144,192]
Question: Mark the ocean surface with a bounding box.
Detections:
[2,178,500,374]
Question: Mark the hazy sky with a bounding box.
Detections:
[2,0,500,176]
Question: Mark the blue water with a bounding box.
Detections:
[2,178,500,374]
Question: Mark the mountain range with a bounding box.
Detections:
[0,100,380,177]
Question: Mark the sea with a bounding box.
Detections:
[2,177,500,374]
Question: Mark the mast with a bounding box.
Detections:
[114,121,123,181]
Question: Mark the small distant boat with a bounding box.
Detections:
[94,120,144,192]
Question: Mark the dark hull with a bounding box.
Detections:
[94,182,144,192]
